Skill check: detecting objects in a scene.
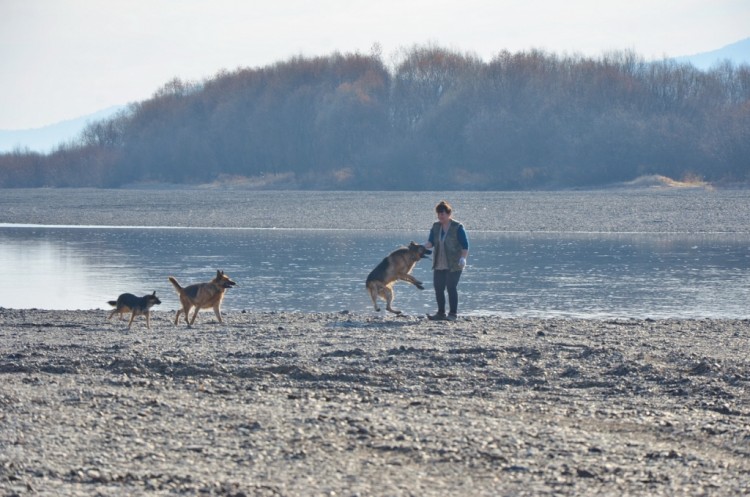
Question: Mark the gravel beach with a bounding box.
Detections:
[2,309,749,496]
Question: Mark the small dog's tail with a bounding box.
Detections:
[168,276,183,294]
[107,300,117,307]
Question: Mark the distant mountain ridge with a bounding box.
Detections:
[0,105,126,154]
[673,37,750,69]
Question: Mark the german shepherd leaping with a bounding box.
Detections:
[168,270,237,326]
[366,241,431,315]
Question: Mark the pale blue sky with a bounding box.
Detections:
[1,0,748,129]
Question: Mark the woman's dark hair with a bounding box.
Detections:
[435,200,452,214]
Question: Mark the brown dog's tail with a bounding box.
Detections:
[107,300,117,307]
[168,276,183,294]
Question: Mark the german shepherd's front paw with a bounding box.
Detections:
[416,283,424,290]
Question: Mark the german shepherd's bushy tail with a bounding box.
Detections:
[168,276,183,293]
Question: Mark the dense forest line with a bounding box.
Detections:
[1,45,749,189]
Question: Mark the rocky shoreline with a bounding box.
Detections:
[1,309,749,496]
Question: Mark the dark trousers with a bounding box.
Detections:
[433,269,462,315]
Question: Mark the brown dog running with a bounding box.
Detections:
[108,291,161,329]
[366,241,432,315]
[168,270,237,326]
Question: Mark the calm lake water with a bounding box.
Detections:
[1,221,749,319]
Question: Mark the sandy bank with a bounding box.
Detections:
[1,310,749,496]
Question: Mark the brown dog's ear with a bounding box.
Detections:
[152,291,156,296]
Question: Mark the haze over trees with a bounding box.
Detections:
[1,45,748,189]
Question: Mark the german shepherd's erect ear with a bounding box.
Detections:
[215,270,237,289]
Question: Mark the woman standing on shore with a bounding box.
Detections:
[425,200,469,321]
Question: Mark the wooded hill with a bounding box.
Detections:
[1,45,749,189]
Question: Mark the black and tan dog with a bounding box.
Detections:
[366,241,432,315]
[108,291,161,330]
[168,270,237,326]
